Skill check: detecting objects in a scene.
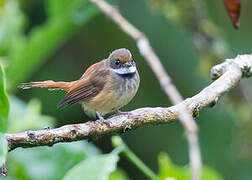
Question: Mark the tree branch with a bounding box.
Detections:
[6,55,252,152]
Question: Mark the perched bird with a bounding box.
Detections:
[19,48,140,123]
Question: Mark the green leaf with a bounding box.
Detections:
[0,0,25,56]
[158,152,223,180]
[63,153,119,180]
[6,0,99,91]
[109,169,130,180]
[6,141,100,180]
[0,65,9,132]
[202,166,223,180]
[158,152,190,180]
[0,133,8,168]
[46,0,90,19]
[8,96,55,133]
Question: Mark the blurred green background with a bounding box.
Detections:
[1,0,252,179]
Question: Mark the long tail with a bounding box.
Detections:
[18,80,74,91]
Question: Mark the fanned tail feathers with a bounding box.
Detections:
[18,80,73,91]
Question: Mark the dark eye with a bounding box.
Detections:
[115,59,120,65]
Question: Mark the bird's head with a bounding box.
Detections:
[107,48,136,75]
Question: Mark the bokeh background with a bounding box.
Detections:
[1,0,252,179]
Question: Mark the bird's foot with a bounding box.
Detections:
[96,111,112,127]
[116,110,131,116]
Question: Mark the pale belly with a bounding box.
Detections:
[82,72,139,118]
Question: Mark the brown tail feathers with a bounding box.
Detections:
[18,80,74,91]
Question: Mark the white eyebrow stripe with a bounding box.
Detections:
[112,66,136,74]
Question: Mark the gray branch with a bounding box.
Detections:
[6,54,252,152]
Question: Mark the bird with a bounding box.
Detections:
[19,48,140,124]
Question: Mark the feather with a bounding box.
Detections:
[57,61,108,108]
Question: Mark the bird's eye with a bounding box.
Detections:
[115,59,120,65]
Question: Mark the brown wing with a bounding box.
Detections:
[58,61,108,107]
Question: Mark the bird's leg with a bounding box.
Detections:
[116,110,130,116]
[96,111,105,121]
[96,111,112,127]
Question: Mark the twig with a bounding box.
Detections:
[89,0,201,179]
[112,136,158,180]
[6,55,252,152]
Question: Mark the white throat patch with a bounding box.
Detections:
[113,66,136,75]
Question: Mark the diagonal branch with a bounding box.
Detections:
[89,0,201,179]
[6,55,252,154]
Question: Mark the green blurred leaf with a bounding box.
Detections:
[158,152,223,180]
[0,65,9,132]
[63,153,119,180]
[7,96,55,133]
[46,0,90,20]
[6,0,99,90]
[0,133,8,168]
[201,166,224,180]
[109,169,130,180]
[45,0,75,18]
[158,152,190,179]
[0,0,25,55]
[6,141,100,180]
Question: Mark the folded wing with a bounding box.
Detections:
[58,61,108,107]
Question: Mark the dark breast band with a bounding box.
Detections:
[116,72,136,79]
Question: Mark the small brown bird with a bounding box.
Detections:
[19,48,140,122]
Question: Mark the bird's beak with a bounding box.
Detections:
[124,61,133,68]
